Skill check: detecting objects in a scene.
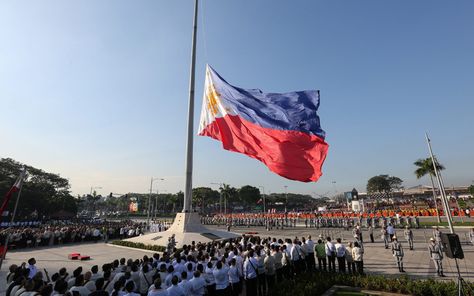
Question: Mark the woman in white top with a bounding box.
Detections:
[352,241,364,275]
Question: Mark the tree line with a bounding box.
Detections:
[0,158,77,220]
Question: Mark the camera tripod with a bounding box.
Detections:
[454,258,473,296]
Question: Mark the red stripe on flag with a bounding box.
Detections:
[0,186,20,217]
[199,114,329,182]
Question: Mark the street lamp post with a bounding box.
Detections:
[148,177,164,229]
[90,186,102,196]
[211,182,224,215]
[89,186,102,214]
[259,186,266,215]
[284,185,288,212]
[155,190,167,219]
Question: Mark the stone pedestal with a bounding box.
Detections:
[124,212,239,248]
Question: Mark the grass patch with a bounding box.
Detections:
[111,240,167,252]
[419,221,474,227]
[334,291,366,296]
[274,272,470,296]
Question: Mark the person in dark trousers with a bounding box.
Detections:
[335,238,346,273]
[244,250,258,296]
[315,239,327,272]
[325,237,336,272]
[352,242,364,275]
[368,226,374,243]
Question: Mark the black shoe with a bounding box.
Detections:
[401,270,406,272]
[440,274,446,277]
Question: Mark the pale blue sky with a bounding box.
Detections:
[1,0,473,197]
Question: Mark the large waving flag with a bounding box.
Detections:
[198,65,329,182]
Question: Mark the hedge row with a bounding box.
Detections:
[273,272,472,296]
[111,240,167,252]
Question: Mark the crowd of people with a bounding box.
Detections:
[203,214,421,231]
[0,220,143,250]
[5,233,369,296]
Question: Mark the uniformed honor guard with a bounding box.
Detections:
[404,226,414,250]
[429,237,445,277]
[391,236,405,272]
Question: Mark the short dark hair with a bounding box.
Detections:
[95,278,105,290]
[54,280,68,293]
[124,281,134,292]
[171,275,179,285]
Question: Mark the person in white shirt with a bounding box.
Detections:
[387,223,396,241]
[213,261,230,295]
[92,228,101,242]
[189,270,207,296]
[352,242,364,275]
[27,258,38,279]
[290,239,303,275]
[68,267,83,289]
[83,271,96,292]
[305,235,316,271]
[178,271,191,295]
[204,261,216,295]
[164,265,177,288]
[228,258,241,296]
[130,265,140,292]
[123,281,140,296]
[90,265,101,282]
[69,275,91,296]
[173,257,185,275]
[185,262,194,280]
[166,276,185,296]
[53,279,69,296]
[147,278,167,296]
[139,264,154,295]
[335,238,347,273]
[264,250,276,294]
[345,242,355,274]
[243,250,258,296]
[325,237,336,272]
[111,280,126,296]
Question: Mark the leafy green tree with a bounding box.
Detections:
[0,158,77,219]
[414,157,445,223]
[217,184,238,214]
[367,174,403,198]
[192,187,219,213]
[238,185,261,206]
[468,185,474,196]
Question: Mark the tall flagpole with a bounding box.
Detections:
[425,133,454,234]
[183,0,198,212]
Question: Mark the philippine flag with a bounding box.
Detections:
[0,168,27,217]
[198,65,329,182]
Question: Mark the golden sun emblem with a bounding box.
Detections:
[206,71,221,117]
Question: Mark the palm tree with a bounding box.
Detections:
[414,157,445,223]
[219,184,237,215]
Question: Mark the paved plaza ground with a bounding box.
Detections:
[1,225,473,295]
